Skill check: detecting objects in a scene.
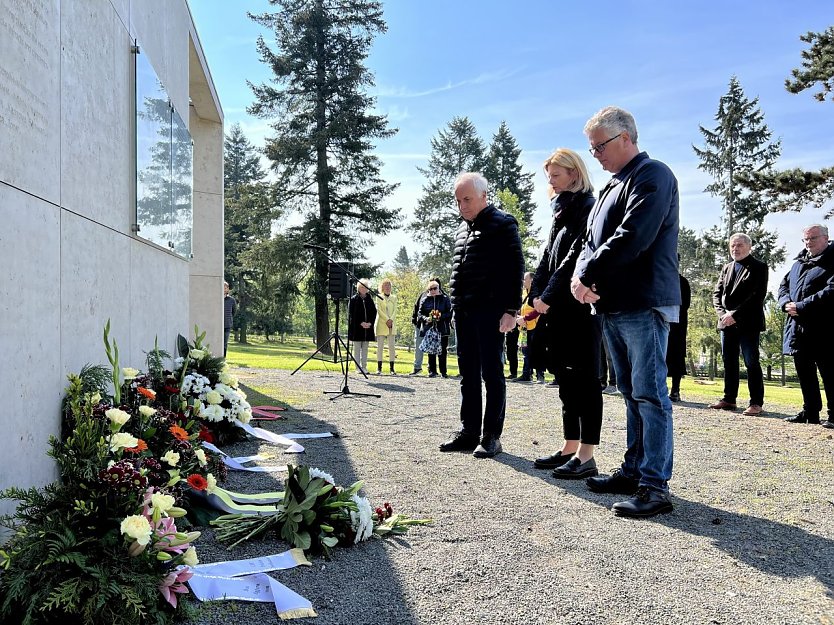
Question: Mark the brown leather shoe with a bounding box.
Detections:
[742,404,763,416]
[709,400,737,410]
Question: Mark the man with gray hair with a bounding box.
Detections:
[440,172,524,458]
[571,106,680,518]
[778,224,834,428]
[710,233,768,416]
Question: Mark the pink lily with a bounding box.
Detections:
[159,567,193,608]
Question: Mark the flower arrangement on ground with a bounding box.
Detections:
[211,465,431,557]
[0,323,223,624]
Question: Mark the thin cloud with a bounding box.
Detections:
[374,68,522,98]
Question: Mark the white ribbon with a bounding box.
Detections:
[234,420,306,453]
[281,432,334,440]
[201,441,290,472]
[188,550,315,619]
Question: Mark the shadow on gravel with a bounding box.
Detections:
[197,387,419,624]
[364,381,416,393]
[495,451,834,599]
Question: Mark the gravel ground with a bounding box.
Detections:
[193,368,834,625]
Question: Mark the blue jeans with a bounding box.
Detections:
[455,306,506,438]
[412,326,424,371]
[603,309,674,493]
[720,328,764,406]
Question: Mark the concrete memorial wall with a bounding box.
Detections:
[0,0,224,521]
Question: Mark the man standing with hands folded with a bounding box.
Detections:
[439,172,524,459]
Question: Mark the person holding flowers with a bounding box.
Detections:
[419,280,453,378]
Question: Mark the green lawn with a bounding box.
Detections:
[227,335,805,410]
[226,335,461,375]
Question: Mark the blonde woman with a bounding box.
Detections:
[375,278,397,374]
[528,148,602,479]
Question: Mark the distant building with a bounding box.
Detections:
[0,0,224,520]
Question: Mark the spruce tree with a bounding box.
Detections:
[740,28,834,216]
[224,123,264,200]
[248,0,399,348]
[693,76,782,238]
[409,116,486,279]
[392,245,414,272]
[483,121,537,232]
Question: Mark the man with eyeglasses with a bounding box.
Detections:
[778,224,834,428]
[440,172,524,459]
[570,106,680,518]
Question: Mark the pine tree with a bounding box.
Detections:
[740,28,834,216]
[392,245,414,272]
[224,123,264,200]
[693,76,783,238]
[496,189,537,270]
[483,121,537,233]
[248,0,399,348]
[409,116,486,279]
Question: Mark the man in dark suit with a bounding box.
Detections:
[710,233,768,416]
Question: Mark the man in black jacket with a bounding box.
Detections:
[710,233,768,416]
[778,224,834,427]
[439,172,524,458]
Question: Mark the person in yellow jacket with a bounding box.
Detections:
[375,278,398,374]
[514,272,546,383]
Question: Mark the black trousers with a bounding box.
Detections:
[456,307,506,439]
[558,363,603,445]
[794,348,834,418]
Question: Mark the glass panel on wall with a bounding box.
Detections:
[135,49,172,250]
[134,42,193,259]
[171,107,193,258]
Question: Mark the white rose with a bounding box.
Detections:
[238,409,252,425]
[120,514,152,545]
[206,473,217,494]
[182,546,199,566]
[150,493,176,515]
[205,390,222,405]
[194,449,207,466]
[122,367,140,380]
[161,450,180,466]
[105,408,131,426]
[110,432,139,452]
[138,405,157,417]
[189,349,205,360]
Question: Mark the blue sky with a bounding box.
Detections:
[189,0,833,291]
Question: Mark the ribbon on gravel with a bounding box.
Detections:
[190,486,283,516]
[234,420,306,453]
[187,549,315,619]
[281,432,335,440]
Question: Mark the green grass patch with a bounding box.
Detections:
[673,376,803,409]
[227,334,461,375]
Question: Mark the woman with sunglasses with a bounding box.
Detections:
[418,280,453,378]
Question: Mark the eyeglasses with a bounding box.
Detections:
[802,235,824,243]
[428,286,439,291]
[588,134,621,156]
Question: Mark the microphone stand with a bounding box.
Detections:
[292,246,380,400]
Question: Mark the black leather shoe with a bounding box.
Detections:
[408,369,422,376]
[473,437,502,458]
[669,391,681,402]
[428,372,438,378]
[506,373,517,379]
[586,468,639,495]
[438,431,479,452]
[553,457,598,479]
[440,373,449,378]
[512,375,533,383]
[612,486,673,518]
[785,411,820,424]
[822,420,834,429]
[533,451,574,470]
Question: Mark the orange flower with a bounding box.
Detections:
[125,439,148,453]
[169,425,189,441]
[137,387,156,400]
[187,473,208,491]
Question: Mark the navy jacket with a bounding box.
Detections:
[574,153,681,313]
[778,243,834,354]
[449,204,524,314]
